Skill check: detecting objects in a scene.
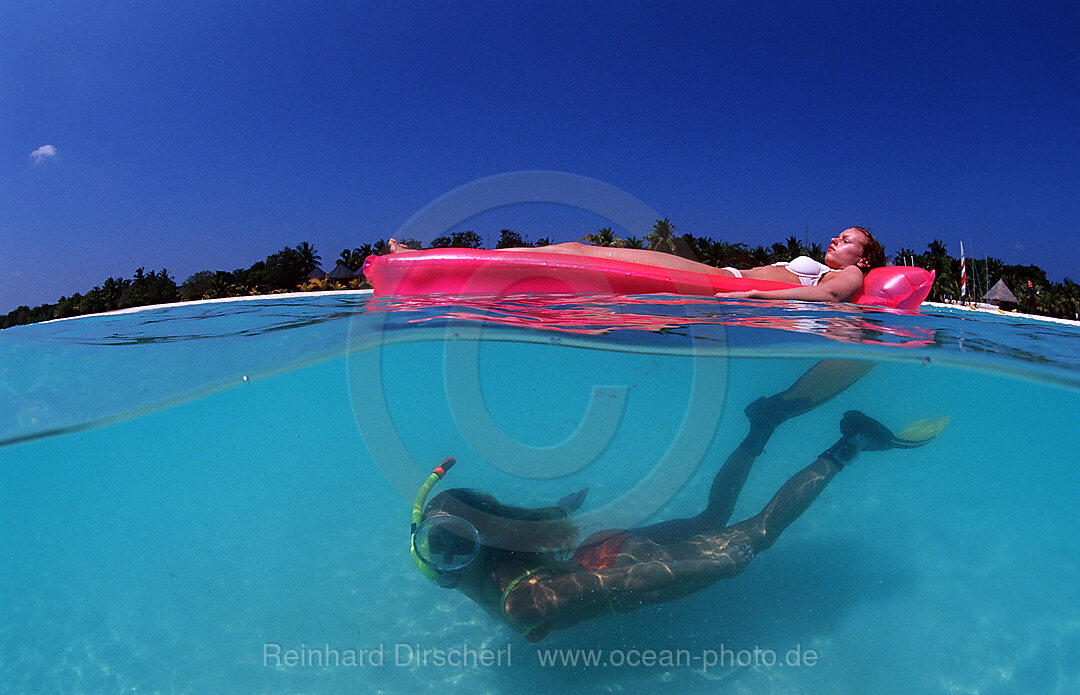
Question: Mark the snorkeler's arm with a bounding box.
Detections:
[717,266,864,302]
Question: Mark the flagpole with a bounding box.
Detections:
[960,240,967,302]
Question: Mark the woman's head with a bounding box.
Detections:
[417,488,578,587]
[826,227,886,272]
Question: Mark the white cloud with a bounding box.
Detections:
[30,144,57,164]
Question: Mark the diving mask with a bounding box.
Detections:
[410,458,481,587]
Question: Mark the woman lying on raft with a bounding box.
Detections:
[410,360,946,641]
[388,226,887,303]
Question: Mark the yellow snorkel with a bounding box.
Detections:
[410,457,458,584]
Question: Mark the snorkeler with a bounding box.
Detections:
[388,227,888,303]
[409,360,946,641]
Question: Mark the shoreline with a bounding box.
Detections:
[19,292,1080,329]
[922,301,1080,327]
[37,289,374,325]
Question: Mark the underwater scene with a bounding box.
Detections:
[2,292,1078,694]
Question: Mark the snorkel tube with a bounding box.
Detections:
[411,457,456,582]
[411,458,482,587]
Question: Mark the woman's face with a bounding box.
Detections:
[825,228,869,269]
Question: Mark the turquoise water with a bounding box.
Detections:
[2,293,1079,694]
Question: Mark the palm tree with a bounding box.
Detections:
[583,226,621,247]
[496,229,527,248]
[1063,278,1080,319]
[1038,284,1069,317]
[930,274,959,303]
[646,218,676,254]
[339,248,359,269]
[296,241,321,274]
[676,233,703,261]
[691,236,720,266]
[984,257,1005,287]
[338,244,374,270]
[926,239,948,257]
[786,235,806,259]
[926,239,950,276]
[769,242,790,263]
[770,235,808,263]
[893,247,918,265]
[620,236,644,249]
[750,245,773,265]
[923,239,957,296]
[719,241,752,268]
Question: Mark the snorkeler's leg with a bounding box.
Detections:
[728,456,843,553]
[705,360,874,515]
[634,446,757,544]
[634,362,873,544]
[741,359,874,456]
[731,410,908,553]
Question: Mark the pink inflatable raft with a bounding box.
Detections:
[363,248,935,310]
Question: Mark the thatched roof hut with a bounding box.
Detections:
[306,266,327,280]
[981,279,1019,306]
[327,261,362,280]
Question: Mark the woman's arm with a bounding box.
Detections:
[717,265,865,302]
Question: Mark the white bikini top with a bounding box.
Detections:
[771,256,833,287]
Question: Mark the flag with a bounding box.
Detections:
[960,241,966,298]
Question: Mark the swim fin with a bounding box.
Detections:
[893,417,952,447]
[741,361,877,456]
[741,395,815,456]
[822,410,949,466]
[556,488,589,514]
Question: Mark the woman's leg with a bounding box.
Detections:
[633,441,758,545]
[728,410,902,553]
[591,412,903,619]
[562,400,947,629]
[388,238,736,276]
[521,242,733,275]
[727,456,843,553]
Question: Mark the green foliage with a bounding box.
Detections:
[339,244,375,270]
[431,231,483,248]
[1,269,180,328]
[2,243,323,328]
[295,241,321,273]
[495,229,529,248]
[5,226,1079,328]
[583,227,622,247]
[180,271,219,300]
[646,218,677,254]
[892,241,1077,317]
[770,236,811,263]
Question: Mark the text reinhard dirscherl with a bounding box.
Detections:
[262,642,820,672]
[263,643,512,669]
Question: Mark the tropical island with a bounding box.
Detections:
[3,220,1077,329]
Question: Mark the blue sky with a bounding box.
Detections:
[2,0,1078,312]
